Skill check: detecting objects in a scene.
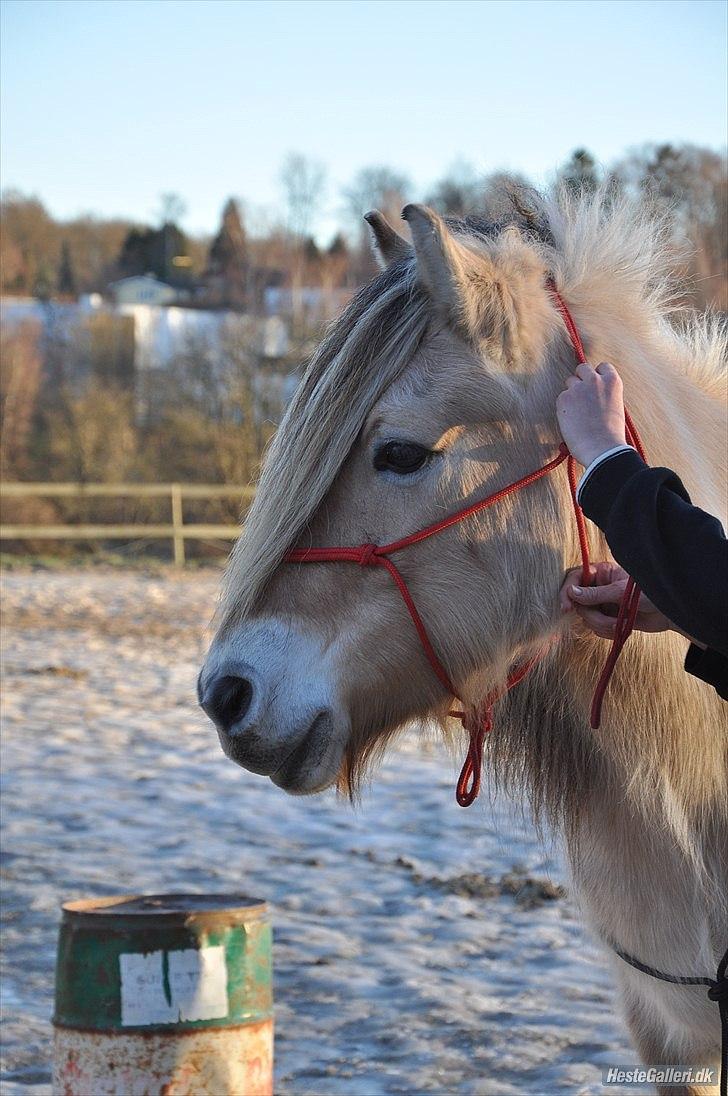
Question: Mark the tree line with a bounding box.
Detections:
[0,143,725,560]
[2,143,726,312]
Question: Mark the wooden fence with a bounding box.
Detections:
[0,482,254,565]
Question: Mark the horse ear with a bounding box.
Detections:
[401,204,472,325]
[364,210,412,268]
[403,203,551,367]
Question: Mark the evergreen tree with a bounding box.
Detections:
[117,227,157,279]
[303,236,320,264]
[559,149,600,194]
[207,199,248,308]
[157,222,191,285]
[116,223,191,285]
[33,260,54,301]
[327,233,348,258]
[57,240,76,296]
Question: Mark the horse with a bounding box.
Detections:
[199,188,727,1092]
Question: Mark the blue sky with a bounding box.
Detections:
[1,0,726,241]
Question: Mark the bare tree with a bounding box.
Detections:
[0,190,60,295]
[342,166,412,279]
[343,165,411,232]
[612,143,727,310]
[280,153,326,243]
[45,383,137,484]
[279,154,327,327]
[157,192,187,227]
[0,322,43,477]
[426,160,483,218]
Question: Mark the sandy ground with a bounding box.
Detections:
[1,567,635,1095]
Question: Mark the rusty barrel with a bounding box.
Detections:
[53,893,273,1096]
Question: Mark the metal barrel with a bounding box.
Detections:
[52,893,273,1096]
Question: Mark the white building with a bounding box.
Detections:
[114,304,289,372]
[1,294,289,370]
[107,274,178,307]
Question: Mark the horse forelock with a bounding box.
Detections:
[219,257,432,627]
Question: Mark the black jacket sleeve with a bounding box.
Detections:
[684,644,728,700]
[578,448,728,699]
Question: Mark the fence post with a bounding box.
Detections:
[170,484,185,566]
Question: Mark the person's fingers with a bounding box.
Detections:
[595,361,619,379]
[569,581,627,605]
[588,561,611,584]
[607,562,628,584]
[563,374,580,389]
[586,560,630,586]
[559,568,582,612]
[575,606,618,639]
[575,362,596,380]
[591,560,624,586]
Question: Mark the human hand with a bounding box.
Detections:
[556,361,627,467]
[559,562,672,639]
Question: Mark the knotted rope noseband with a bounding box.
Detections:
[287,279,646,805]
[285,279,728,1089]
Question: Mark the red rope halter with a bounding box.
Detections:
[286,281,646,806]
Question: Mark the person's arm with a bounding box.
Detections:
[560,563,728,702]
[556,360,728,696]
[578,448,728,657]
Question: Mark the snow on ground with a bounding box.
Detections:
[1,568,635,1094]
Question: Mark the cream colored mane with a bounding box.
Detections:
[220,260,430,627]
[221,188,725,633]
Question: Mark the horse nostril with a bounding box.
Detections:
[203,674,254,734]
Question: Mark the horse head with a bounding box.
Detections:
[199,198,587,794]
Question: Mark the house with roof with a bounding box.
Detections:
[107,274,178,307]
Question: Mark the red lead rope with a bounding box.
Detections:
[549,283,648,729]
[286,282,647,806]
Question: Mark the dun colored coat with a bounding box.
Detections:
[203,188,727,1093]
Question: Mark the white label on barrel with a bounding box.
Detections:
[119,946,228,1026]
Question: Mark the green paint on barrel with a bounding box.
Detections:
[53,893,273,1096]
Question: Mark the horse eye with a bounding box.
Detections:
[374,441,432,475]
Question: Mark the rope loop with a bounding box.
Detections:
[453,706,494,808]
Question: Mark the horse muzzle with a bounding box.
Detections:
[198,621,347,794]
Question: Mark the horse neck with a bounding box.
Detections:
[496,625,727,849]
